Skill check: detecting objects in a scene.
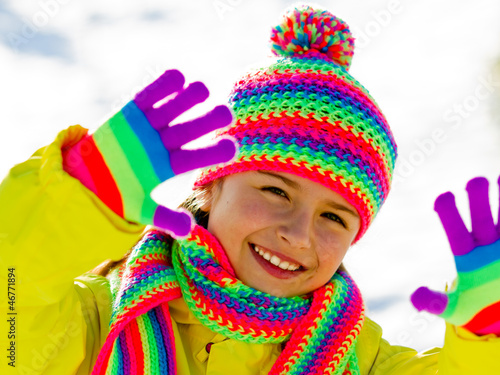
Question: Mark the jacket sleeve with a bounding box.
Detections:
[0,125,146,374]
[358,317,500,374]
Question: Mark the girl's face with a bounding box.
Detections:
[206,171,360,297]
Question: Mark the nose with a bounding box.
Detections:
[276,208,313,250]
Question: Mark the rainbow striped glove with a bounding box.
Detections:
[411,176,500,336]
[63,69,236,237]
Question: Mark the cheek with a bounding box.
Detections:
[208,193,269,249]
[241,200,276,226]
[317,247,341,270]
[315,230,350,270]
[226,196,276,229]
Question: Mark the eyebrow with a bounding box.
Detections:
[325,201,359,219]
[257,170,301,189]
[257,171,359,219]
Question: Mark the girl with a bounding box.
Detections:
[2,5,500,374]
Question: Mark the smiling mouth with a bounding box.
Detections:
[251,244,302,271]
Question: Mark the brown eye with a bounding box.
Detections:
[262,186,288,199]
[322,212,346,227]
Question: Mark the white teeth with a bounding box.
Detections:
[253,245,300,271]
[270,255,280,266]
[280,261,290,270]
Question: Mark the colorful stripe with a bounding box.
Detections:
[120,101,175,182]
[93,226,364,374]
[463,300,500,335]
[75,135,124,216]
[238,140,383,207]
[231,70,396,166]
[73,100,176,225]
[92,232,182,375]
[438,239,500,327]
[62,137,98,194]
[229,116,392,192]
[441,278,500,326]
[94,116,146,221]
[455,241,500,272]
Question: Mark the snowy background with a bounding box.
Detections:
[1,0,500,351]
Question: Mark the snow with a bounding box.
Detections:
[1,0,500,352]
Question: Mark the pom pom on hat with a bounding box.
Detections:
[271,5,355,70]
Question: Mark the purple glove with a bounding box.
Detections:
[63,69,236,237]
[411,176,500,336]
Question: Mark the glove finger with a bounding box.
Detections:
[153,205,193,238]
[170,138,237,175]
[147,82,210,129]
[411,286,448,314]
[434,192,474,255]
[466,177,497,245]
[134,70,185,111]
[161,105,233,150]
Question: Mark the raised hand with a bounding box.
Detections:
[63,70,236,237]
[411,176,500,336]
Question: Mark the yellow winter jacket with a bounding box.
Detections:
[1,126,500,375]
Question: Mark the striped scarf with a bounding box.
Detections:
[92,225,365,374]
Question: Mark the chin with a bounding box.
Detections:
[259,284,303,298]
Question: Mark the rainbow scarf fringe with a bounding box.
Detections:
[92,226,365,374]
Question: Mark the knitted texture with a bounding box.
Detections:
[92,231,181,374]
[92,226,365,374]
[196,5,397,241]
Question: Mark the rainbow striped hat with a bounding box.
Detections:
[196,5,398,241]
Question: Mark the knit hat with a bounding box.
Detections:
[196,5,398,241]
